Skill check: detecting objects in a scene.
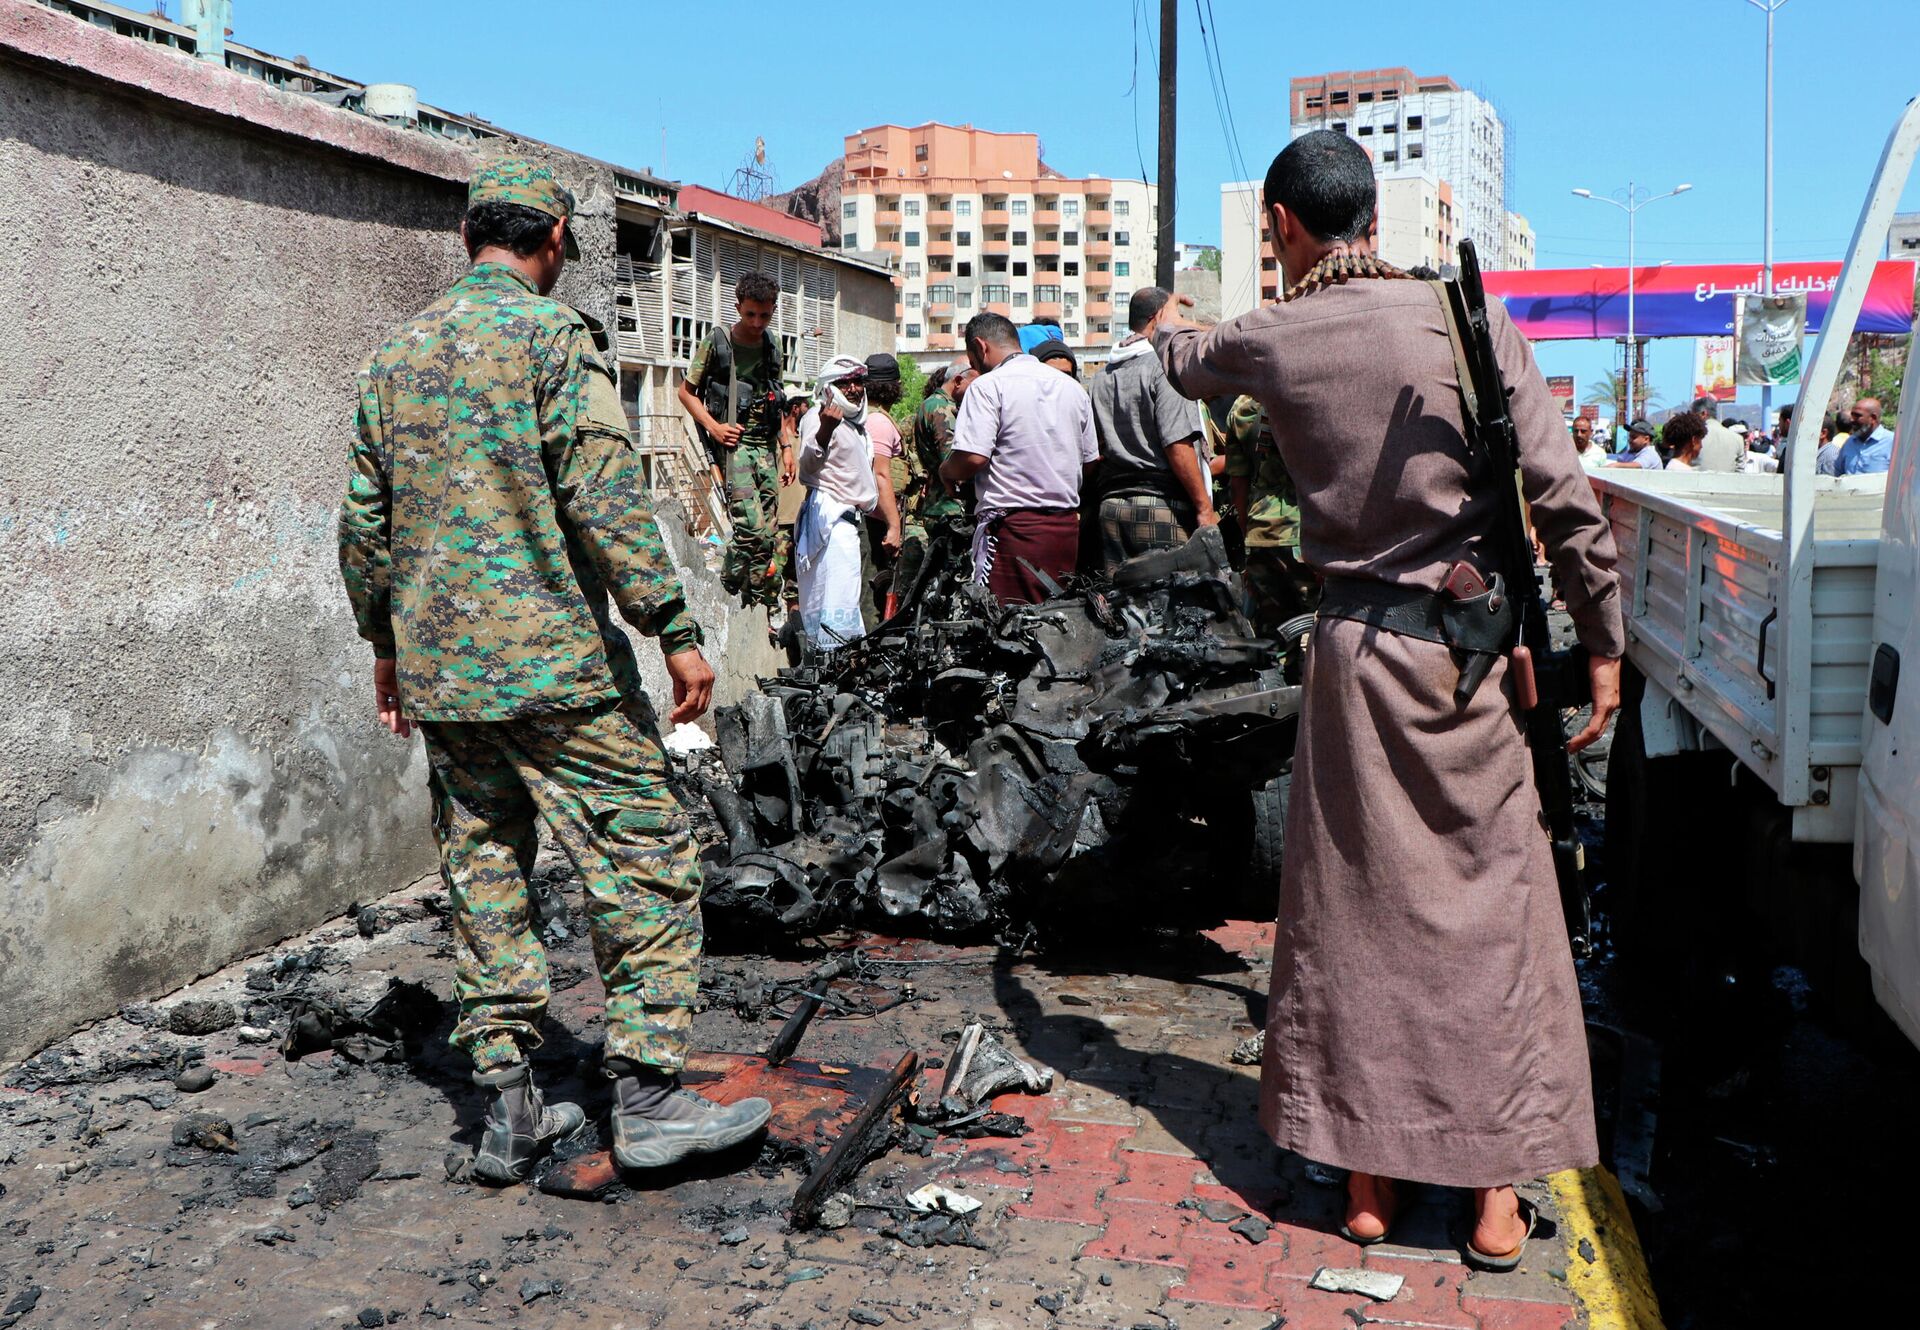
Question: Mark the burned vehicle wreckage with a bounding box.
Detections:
[681,528,1309,940]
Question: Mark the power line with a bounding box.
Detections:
[1126,0,1150,188]
[1193,0,1260,312]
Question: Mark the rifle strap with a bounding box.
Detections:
[1427,280,1481,423]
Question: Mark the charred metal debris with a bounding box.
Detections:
[683,527,1304,940]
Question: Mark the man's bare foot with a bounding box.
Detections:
[1470,1185,1528,1258]
[1343,1172,1398,1242]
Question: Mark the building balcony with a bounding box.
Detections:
[875,209,902,226]
[926,240,955,256]
[1084,269,1113,288]
[983,208,1011,225]
[984,302,1012,317]
[929,302,954,317]
[1084,240,1113,258]
[1086,208,1113,225]
[878,240,903,255]
[1034,208,1063,225]
[1085,298,1112,316]
[1032,301,1064,321]
[984,238,1011,255]
[927,334,957,350]
[928,209,955,225]
[1034,240,1061,257]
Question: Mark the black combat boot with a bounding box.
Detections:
[606,1058,772,1169]
[470,1061,586,1185]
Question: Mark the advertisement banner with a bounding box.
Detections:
[1483,260,1915,341]
[1736,294,1807,385]
[1692,336,1737,401]
[1544,375,1576,415]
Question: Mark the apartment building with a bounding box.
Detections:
[1289,67,1518,271]
[839,123,1157,355]
[1504,210,1536,271]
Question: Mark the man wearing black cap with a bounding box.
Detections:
[1608,418,1663,469]
[861,353,906,626]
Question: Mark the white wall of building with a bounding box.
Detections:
[1219,180,1263,321]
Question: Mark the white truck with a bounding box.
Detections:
[1592,99,1920,1044]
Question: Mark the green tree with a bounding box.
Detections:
[890,353,928,427]
[1198,247,1222,276]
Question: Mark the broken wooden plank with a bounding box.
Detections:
[790,1049,919,1230]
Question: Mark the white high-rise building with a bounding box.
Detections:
[1290,68,1516,270]
[840,123,1157,356]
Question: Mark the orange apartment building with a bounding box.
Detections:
[839,122,1158,356]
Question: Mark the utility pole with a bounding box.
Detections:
[1748,0,1788,433]
[1156,0,1177,291]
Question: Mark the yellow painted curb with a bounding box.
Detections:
[1546,1166,1665,1330]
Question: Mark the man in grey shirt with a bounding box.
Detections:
[1090,289,1218,572]
[1689,396,1743,473]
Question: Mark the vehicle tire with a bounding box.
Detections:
[1248,769,1291,892]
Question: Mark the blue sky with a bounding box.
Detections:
[230,0,1920,412]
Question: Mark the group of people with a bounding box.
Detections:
[1570,393,1895,477]
[341,136,1635,1276]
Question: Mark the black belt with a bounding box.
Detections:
[1318,573,1516,703]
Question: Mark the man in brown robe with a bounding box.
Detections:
[1155,131,1623,1264]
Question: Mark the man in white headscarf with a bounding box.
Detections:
[794,356,879,648]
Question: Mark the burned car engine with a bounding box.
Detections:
[684,527,1304,940]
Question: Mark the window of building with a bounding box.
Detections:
[842,235,858,250]
[1115,261,1130,277]
[1036,284,1062,302]
[905,199,921,216]
[1330,90,1349,105]
[1383,88,1398,100]
[957,261,973,277]
[1095,261,1110,272]
[1408,144,1423,159]
[1358,90,1374,102]
[957,231,972,245]
[1332,121,1347,133]
[958,292,973,308]
[930,284,954,303]
[1013,291,1028,308]
[1063,232,1080,246]
[1357,125,1373,136]
[1115,230,1130,246]
[1381,151,1397,163]
[906,261,922,277]
[1114,199,1130,216]
[1012,199,1029,216]
[1013,231,1028,246]
[1013,261,1028,276]
[1064,261,1080,276]
[1065,322,1080,337]
[842,201,859,220]
[906,292,921,308]
[905,231,921,246]
[1381,122,1396,134]
[914,144,928,160]
[1063,199,1080,217]
[956,199,972,216]
[1064,289,1079,306]
[906,322,923,337]
[982,283,1010,303]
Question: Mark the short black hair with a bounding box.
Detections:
[867,379,903,408]
[925,365,950,394]
[1778,403,1794,424]
[964,311,1020,350]
[463,201,561,257]
[736,272,779,306]
[1662,413,1708,452]
[1262,130,1376,243]
[1128,287,1172,331]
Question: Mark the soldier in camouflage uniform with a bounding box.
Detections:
[678,273,793,613]
[1223,394,1320,633]
[339,158,770,1185]
[891,357,977,612]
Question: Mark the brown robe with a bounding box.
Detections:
[1159,279,1625,1188]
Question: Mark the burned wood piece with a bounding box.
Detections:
[764,955,858,1067]
[790,1050,919,1230]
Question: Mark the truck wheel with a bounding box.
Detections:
[1248,770,1291,891]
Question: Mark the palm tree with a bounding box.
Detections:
[1582,370,1665,418]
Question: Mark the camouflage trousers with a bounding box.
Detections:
[720,443,782,609]
[1242,544,1321,635]
[420,695,703,1075]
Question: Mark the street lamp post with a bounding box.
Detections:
[1572,182,1693,430]
[1748,0,1789,432]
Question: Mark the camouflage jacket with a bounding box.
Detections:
[909,389,964,526]
[1223,395,1301,551]
[339,263,699,722]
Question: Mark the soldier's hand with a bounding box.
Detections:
[882,523,904,556]
[373,657,412,739]
[1568,654,1621,754]
[780,445,797,486]
[719,423,745,448]
[664,647,716,724]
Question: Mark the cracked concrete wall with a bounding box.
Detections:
[0,48,758,1063]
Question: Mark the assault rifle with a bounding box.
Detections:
[1437,240,1593,955]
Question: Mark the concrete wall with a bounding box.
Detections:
[0,6,758,1063]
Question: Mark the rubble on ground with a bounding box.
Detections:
[687,527,1303,942]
